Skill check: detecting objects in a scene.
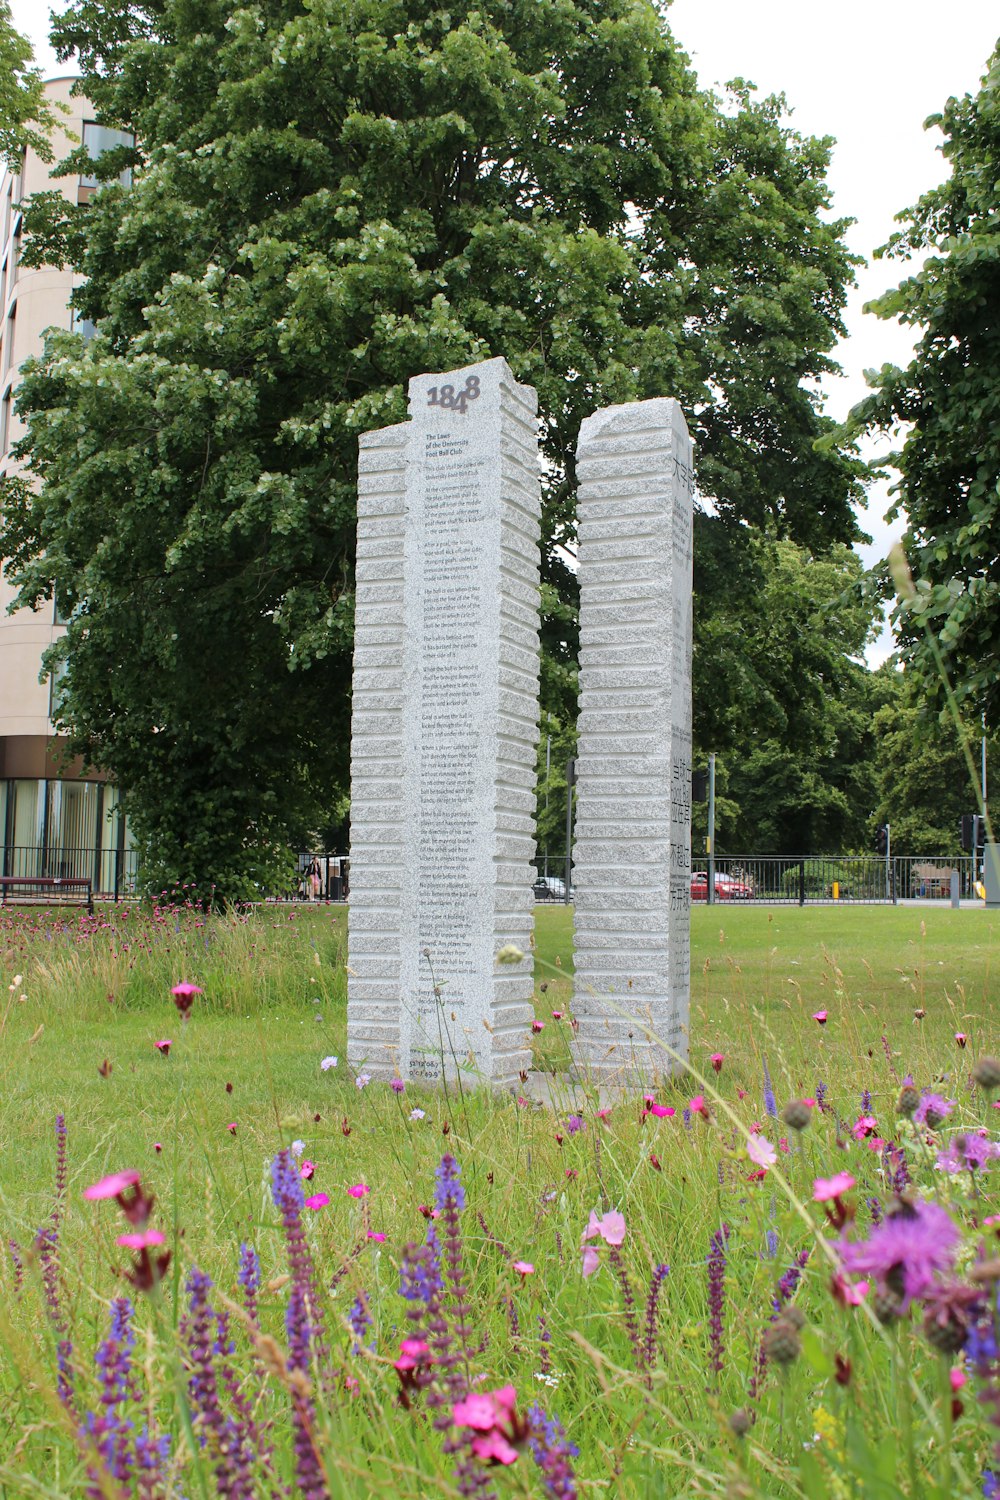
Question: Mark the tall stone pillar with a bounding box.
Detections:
[571,399,694,1083]
[347,357,540,1086]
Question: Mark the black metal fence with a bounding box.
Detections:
[0,843,142,901]
[291,853,350,902]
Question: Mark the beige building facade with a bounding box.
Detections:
[0,79,134,892]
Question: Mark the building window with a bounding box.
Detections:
[9,223,20,288]
[0,387,10,456]
[80,123,134,190]
[70,306,97,342]
[2,301,14,377]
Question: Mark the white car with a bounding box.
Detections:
[533,874,567,900]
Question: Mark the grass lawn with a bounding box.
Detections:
[0,899,997,1496]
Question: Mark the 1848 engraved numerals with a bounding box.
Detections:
[426,375,481,415]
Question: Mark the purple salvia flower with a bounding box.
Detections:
[538,1314,552,1378]
[505,1292,521,1352]
[284,1281,331,1499]
[434,1153,466,1213]
[181,1267,256,1498]
[134,1428,171,1498]
[270,1150,329,1377]
[682,1108,692,1130]
[347,1292,372,1353]
[608,1246,642,1370]
[52,1114,68,1234]
[83,1297,136,1487]
[707,1225,730,1382]
[765,1229,779,1259]
[860,1089,872,1115]
[8,1240,23,1293]
[237,1242,261,1326]
[816,1081,828,1112]
[528,1404,579,1498]
[762,1057,778,1120]
[881,1033,899,1083]
[642,1263,669,1373]
[868,1196,884,1226]
[435,1157,474,1407]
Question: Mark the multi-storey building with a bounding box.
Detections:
[0,78,135,894]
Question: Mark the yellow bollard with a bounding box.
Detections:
[832,881,840,901]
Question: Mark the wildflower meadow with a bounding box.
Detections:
[0,894,998,1497]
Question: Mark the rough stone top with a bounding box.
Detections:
[577,396,690,458]
[408,355,537,418]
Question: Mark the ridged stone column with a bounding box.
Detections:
[347,357,540,1086]
[571,399,694,1083]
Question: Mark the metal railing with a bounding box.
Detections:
[291,853,350,902]
[0,844,141,901]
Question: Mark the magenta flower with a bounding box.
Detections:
[838,1198,960,1310]
[347,1183,370,1199]
[170,982,202,1016]
[513,1260,535,1277]
[648,1103,675,1119]
[154,1038,172,1056]
[471,1429,519,1466]
[225,1122,237,1135]
[116,1229,166,1250]
[299,1161,315,1181]
[851,1114,878,1140]
[710,1052,724,1072]
[394,1337,429,1372]
[689,1094,707,1115]
[304,1193,329,1211]
[955,1033,968,1048]
[84,1170,141,1201]
[581,1245,600,1278]
[531,1020,544,1033]
[813,1172,856,1201]
[453,1383,521,1464]
[367,1231,386,1242]
[390,1078,405,1093]
[812,1010,828,1025]
[831,1272,869,1307]
[914,1092,956,1128]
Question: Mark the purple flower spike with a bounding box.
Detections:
[528,1404,579,1498]
[707,1225,730,1381]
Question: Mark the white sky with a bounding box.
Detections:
[11,0,1000,664]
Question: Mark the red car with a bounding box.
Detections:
[690,871,754,902]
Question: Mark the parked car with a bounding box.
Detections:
[690,871,754,901]
[533,874,567,901]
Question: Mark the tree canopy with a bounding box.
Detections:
[849,39,1000,732]
[2,0,864,896]
[0,1,62,171]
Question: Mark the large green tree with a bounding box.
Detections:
[694,538,886,855]
[849,40,1000,730]
[0,0,62,170]
[1,0,864,897]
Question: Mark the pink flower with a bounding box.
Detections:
[170,982,202,1016]
[531,1020,544,1033]
[153,1143,162,1154]
[865,1137,886,1153]
[367,1231,386,1242]
[394,1337,429,1372]
[513,1260,534,1277]
[596,1108,612,1122]
[390,1078,405,1093]
[347,1183,371,1199]
[812,1010,828,1025]
[154,1039,172,1055]
[304,1193,329,1211]
[813,1172,856,1202]
[84,1170,141,1201]
[471,1430,519,1465]
[551,1011,564,1020]
[649,1103,675,1119]
[851,1114,878,1140]
[583,1209,626,1247]
[831,1272,869,1307]
[689,1094,707,1115]
[226,1123,237,1134]
[300,1160,316,1181]
[453,1387,516,1431]
[955,1032,968,1048]
[116,1229,166,1249]
[746,1135,776,1169]
[710,1052,724,1072]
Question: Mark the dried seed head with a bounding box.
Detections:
[761,1317,801,1366]
[728,1408,752,1438]
[896,1085,920,1117]
[781,1100,812,1131]
[972,1056,1000,1092]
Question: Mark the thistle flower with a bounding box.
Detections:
[838,1196,960,1312]
[914,1092,956,1130]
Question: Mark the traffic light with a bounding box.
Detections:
[875,824,888,856]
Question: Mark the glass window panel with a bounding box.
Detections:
[11,779,44,876]
[48,780,100,881]
[81,123,134,189]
